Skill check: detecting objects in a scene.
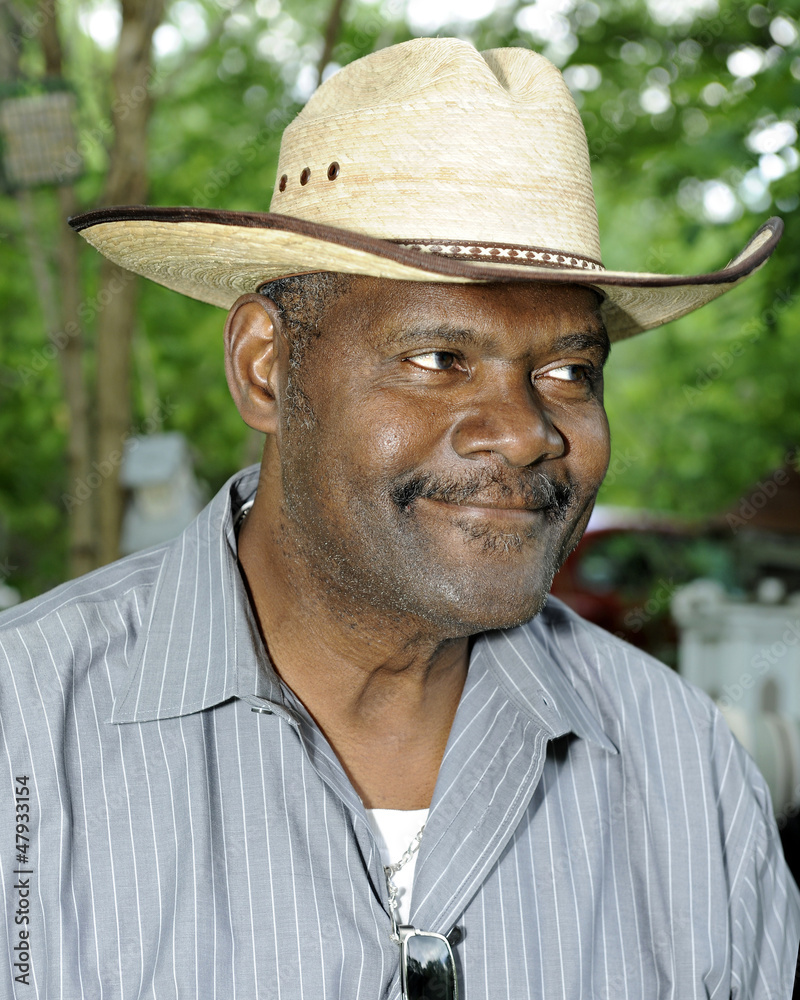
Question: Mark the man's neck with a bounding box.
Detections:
[237,496,470,810]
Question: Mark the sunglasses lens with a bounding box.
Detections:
[404,932,457,1000]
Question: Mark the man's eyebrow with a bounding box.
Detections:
[550,330,611,366]
[375,324,611,363]
[375,325,484,350]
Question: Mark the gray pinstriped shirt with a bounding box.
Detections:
[1,465,798,999]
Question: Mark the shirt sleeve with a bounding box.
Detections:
[722,724,800,999]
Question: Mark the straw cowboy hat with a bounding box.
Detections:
[70,37,782,343]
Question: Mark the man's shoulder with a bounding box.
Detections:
[520,596,779,831]
[0,544,166,634]
[522,598,800,968]
[0,463,257,647]
[534,594,708,695]
[0,544,168,687]
[522,594,723,747]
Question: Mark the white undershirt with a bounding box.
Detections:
[366,808,429,926]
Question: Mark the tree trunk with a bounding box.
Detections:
[36,6,96,578]
[317,0,348,85]
[95,0,165,566]
[0,3,21,82]
[56,186,96,576]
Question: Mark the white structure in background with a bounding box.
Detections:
[672,579,800,815]
[0,583,20,611]
[120,432,205,555]
[673,578,800,715]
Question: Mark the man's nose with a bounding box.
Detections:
[449,374,565,468]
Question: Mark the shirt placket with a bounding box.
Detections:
[244,690,403,995]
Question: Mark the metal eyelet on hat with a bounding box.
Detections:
[300,167,311,185]
[327,161,340,180]
[279,174,287,192]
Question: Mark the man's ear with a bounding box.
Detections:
[224,293,284,434]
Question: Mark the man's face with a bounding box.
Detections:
[271,277,610,636]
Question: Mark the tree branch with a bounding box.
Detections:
[317,0,348,86]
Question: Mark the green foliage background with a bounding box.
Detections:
[1,0,798,598]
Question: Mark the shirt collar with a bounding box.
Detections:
[111,465,284,723]
[474,604,619,754]
[112,466,617,755]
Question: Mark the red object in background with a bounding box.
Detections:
[551,531,627,635]
[550,507,735,667]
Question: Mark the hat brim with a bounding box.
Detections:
[69,207,783,343]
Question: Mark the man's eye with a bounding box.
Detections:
[406,351,461,372]
[545,364,593,382]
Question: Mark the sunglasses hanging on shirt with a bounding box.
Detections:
[383,822,459,1000]
[397,925,459,1000]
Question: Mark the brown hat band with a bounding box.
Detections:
[394,240,605,271]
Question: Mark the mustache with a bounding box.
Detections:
[389,468,575,521]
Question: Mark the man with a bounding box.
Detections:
[1,37,798,999]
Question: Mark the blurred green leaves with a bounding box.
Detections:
[0,0,798,596]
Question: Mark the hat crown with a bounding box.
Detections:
[298,38,575,117]
[270,38,602,264]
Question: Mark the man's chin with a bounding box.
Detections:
[380,517,576,635]
[406,570,555,637]
[462,597,550,635]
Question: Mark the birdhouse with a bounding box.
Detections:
[0,87,83,189]
[120,432,205,554]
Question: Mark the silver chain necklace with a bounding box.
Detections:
[384,822,426,943]
[233,497,255,536]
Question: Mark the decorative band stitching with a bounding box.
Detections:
[394,240,605,271]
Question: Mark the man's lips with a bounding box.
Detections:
[421,497,547,521]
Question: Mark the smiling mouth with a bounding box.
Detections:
[389,469,575,525]
[422,498,549,522]
[418,498,555,554]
